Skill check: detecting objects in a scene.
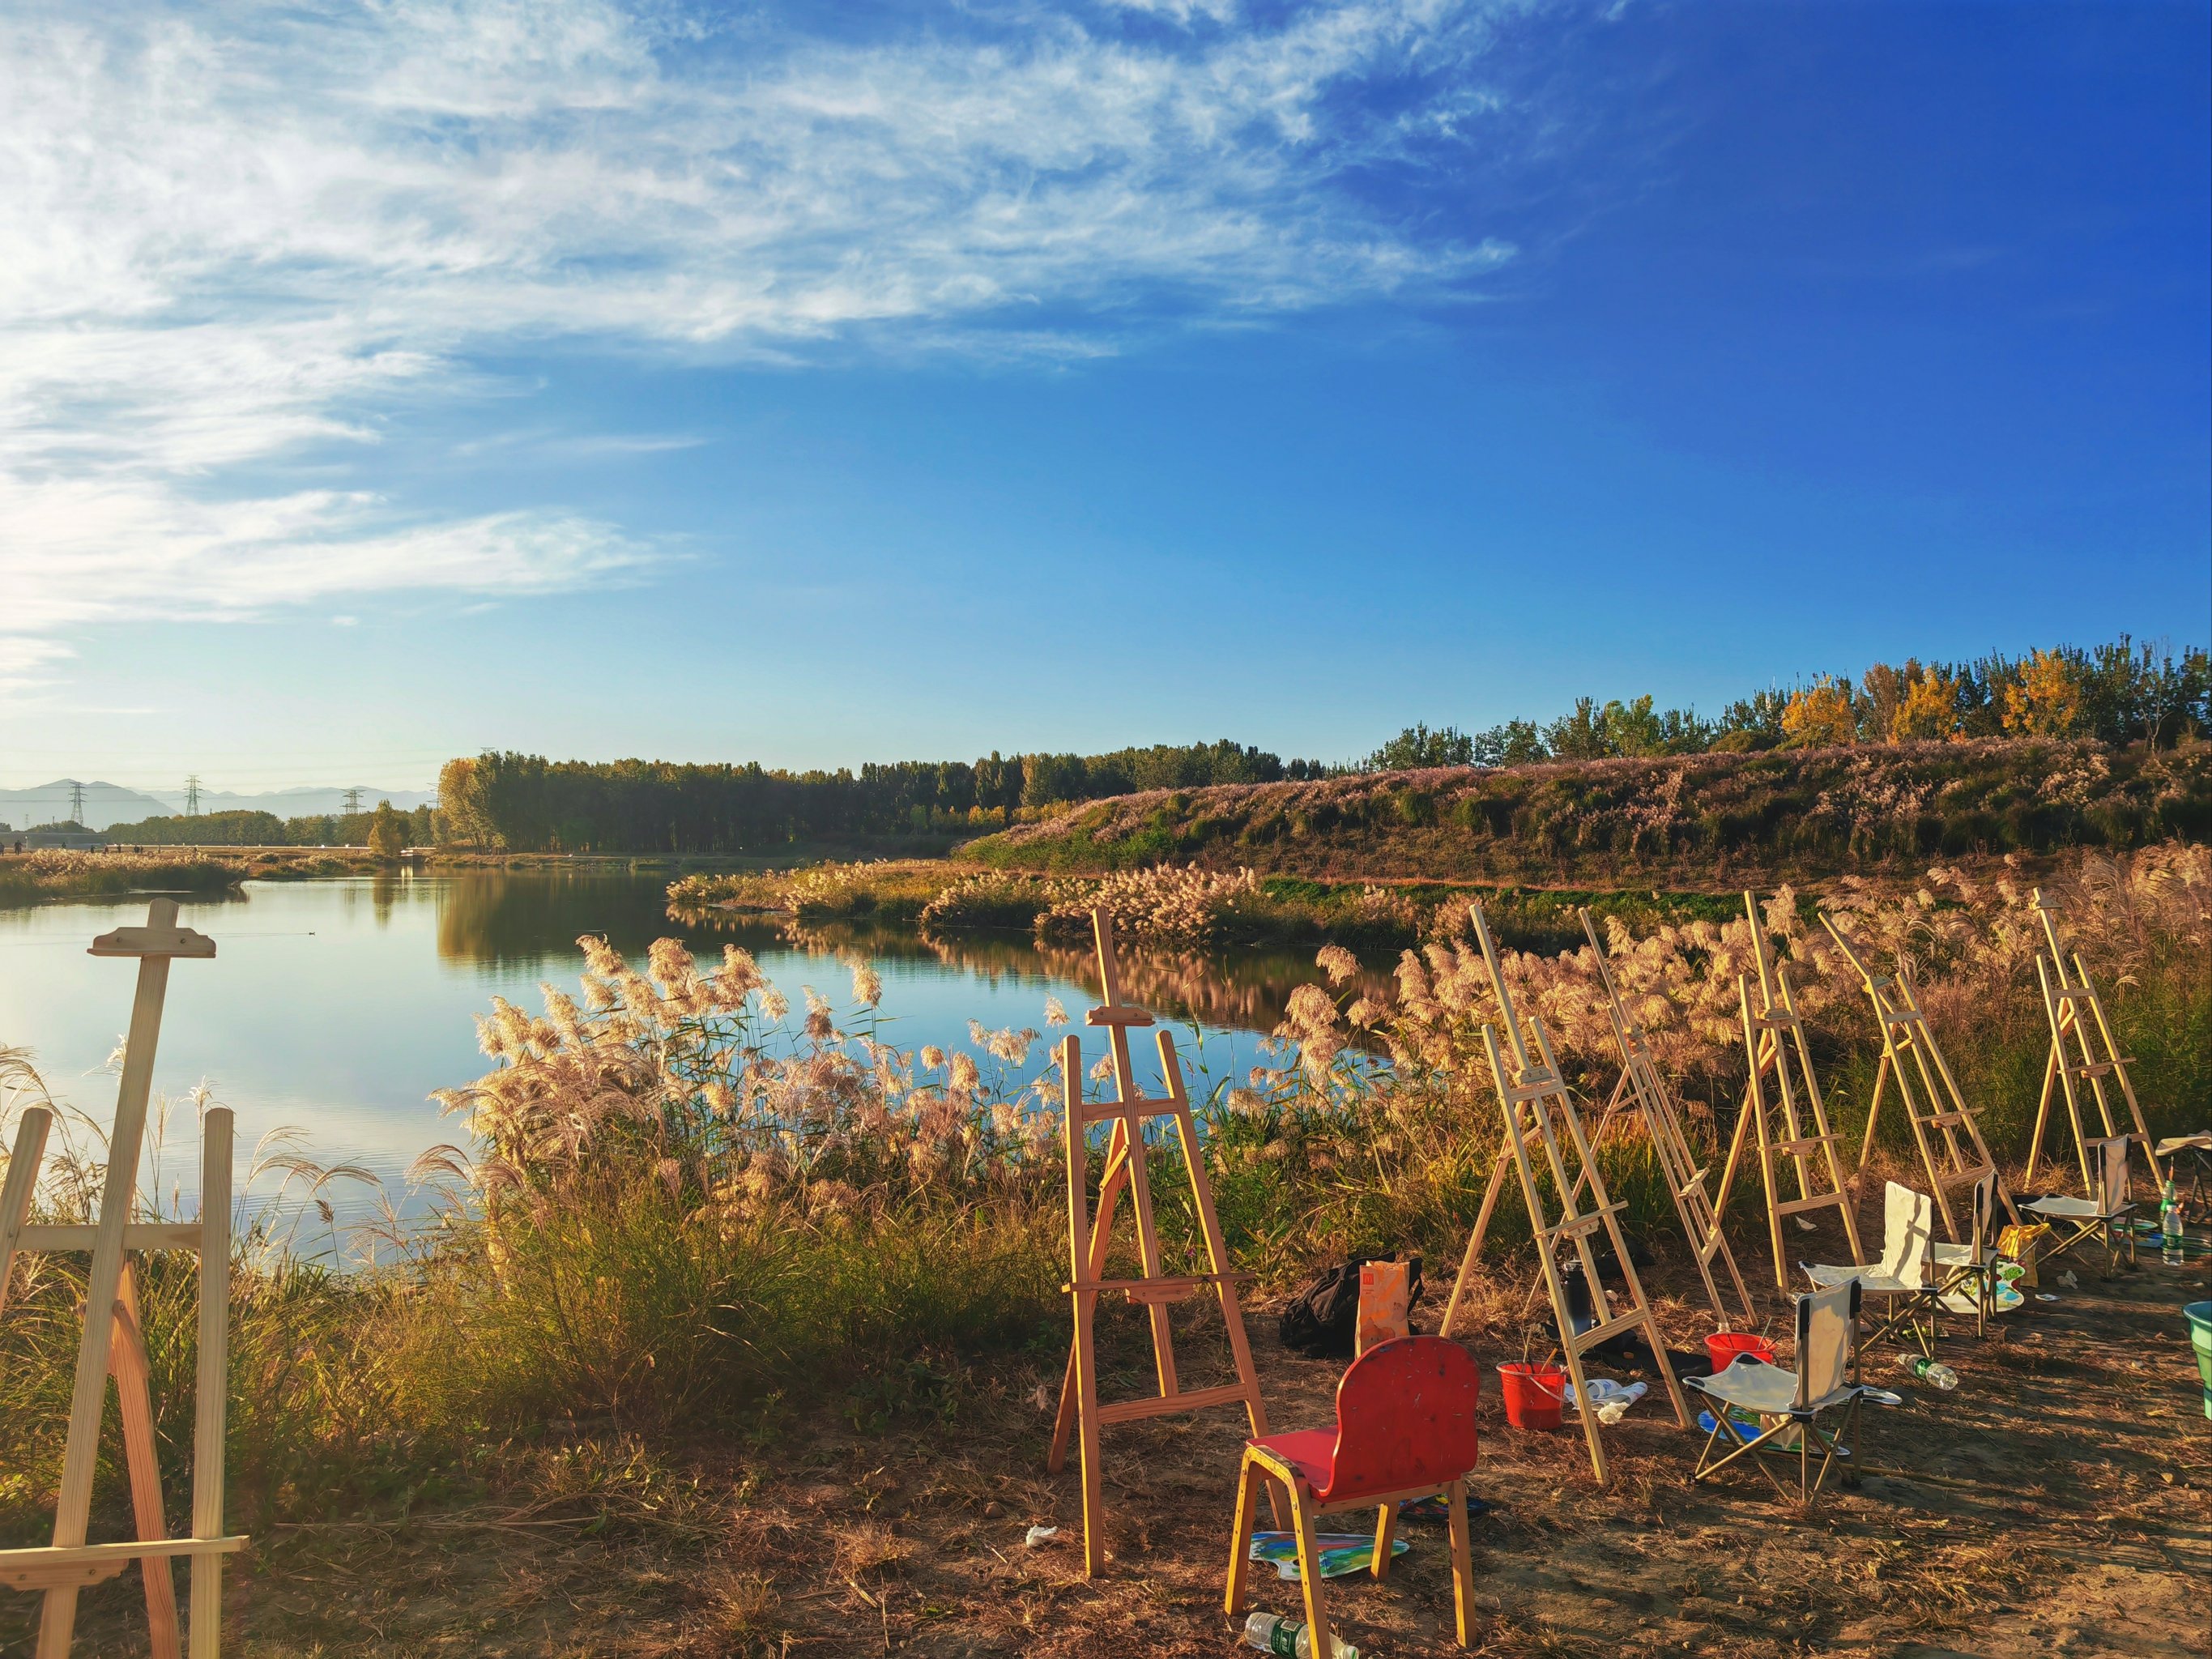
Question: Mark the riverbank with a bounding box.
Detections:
[0,846,825,906]
[668,859,1762,957]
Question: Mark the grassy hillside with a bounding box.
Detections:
[966,738,2211,886]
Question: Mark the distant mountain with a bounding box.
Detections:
[0,781,174,832]
[0,780,433,832]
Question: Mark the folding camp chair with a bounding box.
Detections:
[1804,1182,1937,1361]
[1930,1169,2001,1338]
[1685,1281,1872,1504]
[2023,1135,2137,1274]
[1224,1336,1480,1654]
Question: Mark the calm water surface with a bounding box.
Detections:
[0,873,1332,1230]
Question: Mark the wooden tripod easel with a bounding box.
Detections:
[2024,889,2165,1194]
[1574,909,1755,1328]
[1439,905,1690,1483]
[1821,915,2019,1240]
[1047,910,1272,1576]
[0,900,245,1659]
[1712,893,1865,1293]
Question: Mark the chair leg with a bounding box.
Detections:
[1445,1478,1476,1648]
[1224,1456,1261,1617]
[1369,1499,1396,1580]
[1289,1480,1332,1659]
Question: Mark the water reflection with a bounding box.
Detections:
[433,871,1366,1037]
[0,872,1345,1231]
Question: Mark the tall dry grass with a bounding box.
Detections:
[0,849,243,905]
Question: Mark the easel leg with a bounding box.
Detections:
[42,936,177,1659]
[1854,1051,1891,1202]
[1051,1129,1128,1472]
[0,1107,55,1321]
[113,1266,183,1659]
[1071,1286,1106,1577]
[190,1107,234,1659]
[1440,1150,1511,1339]
[2026,1043,2060,1190]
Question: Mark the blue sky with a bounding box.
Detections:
[2,0,2206,792]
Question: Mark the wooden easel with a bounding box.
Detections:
[1439,905,1690,1483]
[2024,889,2164,1194]
[1047,910,1272,1576]
[0,900,245,1658]
[1821,915,2019,1240]
[1712,893,1865,1293]
[1573,909,1755,1328]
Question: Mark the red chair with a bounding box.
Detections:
[1224,1336,1479,1651]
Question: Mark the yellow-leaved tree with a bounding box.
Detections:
[1890,664,1960,741]
[2002,649,2082,736]
[1780,676,1856,747]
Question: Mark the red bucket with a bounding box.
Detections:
[1704,1332,1776,1372]
[1497,1363,1566,1431]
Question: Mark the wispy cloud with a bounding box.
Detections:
[1,0,1536,682]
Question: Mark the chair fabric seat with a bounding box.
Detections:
[1249,1429,1338,1495]
[1686,1356,1856,1417]
[1804,1263,1920,1296]
[2023,1195,2121,1221]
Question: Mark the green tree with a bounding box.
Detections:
[1545,698,1611,760]
[1365,723,1476,771]
[1471,719,1547,766]
[367,800,407,861]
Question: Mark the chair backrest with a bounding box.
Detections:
[1967,1168,1996,1258]
[1792,1279,1860,1410]
[1876,1181,1933,1284]
[1318,1336,1480,1503]
[2092,1136,2132,1213]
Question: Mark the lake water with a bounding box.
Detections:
[0,872,1332,1235]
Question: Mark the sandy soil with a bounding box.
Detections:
[22,1212,2210,1659]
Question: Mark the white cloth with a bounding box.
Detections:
[1805,1182,1932,1296]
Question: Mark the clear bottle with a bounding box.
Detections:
[1243,1610,1360,1659]
[2163,1180,2184,1264]
[1898,1354,1958,1390]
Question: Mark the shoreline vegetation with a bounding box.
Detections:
[2,839,2207,1652]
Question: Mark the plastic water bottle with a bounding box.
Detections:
[2163,1181,2184,1264]
[1898,1354,1958,1391]
[1243,1610,1359,1659]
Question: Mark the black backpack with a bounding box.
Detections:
[1277,1254,1426,1359]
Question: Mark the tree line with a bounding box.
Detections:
[435,741,1319,854]
[1365,636,2210,770]
[102,803,439,849]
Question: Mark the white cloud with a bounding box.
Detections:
[0,0,1530,682]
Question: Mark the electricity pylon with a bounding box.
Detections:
[341,787,363,815]
[185,774,202,816]
[68,779,86,824]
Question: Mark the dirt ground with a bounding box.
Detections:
[22,1210,2212,1659]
